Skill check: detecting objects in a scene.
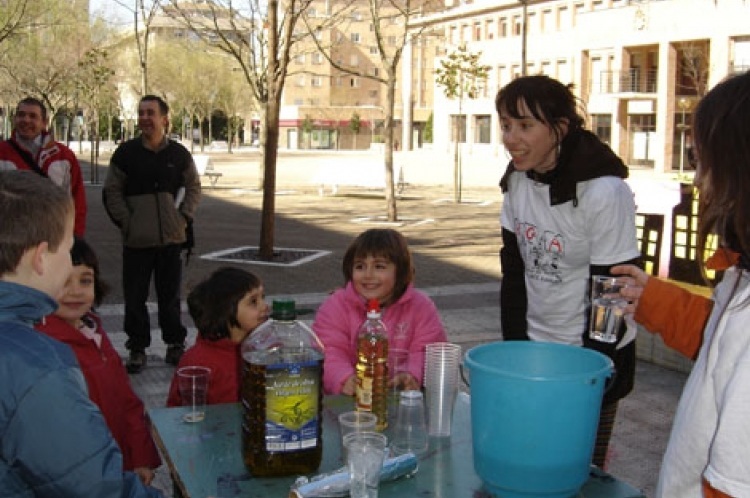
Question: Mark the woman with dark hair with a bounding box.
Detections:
[614,70,750,498]
[496,75,641,469]
[313,228,447,395]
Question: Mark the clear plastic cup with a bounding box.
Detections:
[344,431,387,498]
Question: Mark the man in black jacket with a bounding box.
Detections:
[103,95,201,373]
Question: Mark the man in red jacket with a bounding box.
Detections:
[0,97,87,236]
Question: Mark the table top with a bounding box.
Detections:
[148,393,645,498]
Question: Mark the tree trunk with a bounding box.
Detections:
[258,0,280,260]
[383,76,398,222]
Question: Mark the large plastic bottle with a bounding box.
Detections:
[240,299,325,476]
[355,298,389,431]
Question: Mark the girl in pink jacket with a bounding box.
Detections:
[313,228,448,395]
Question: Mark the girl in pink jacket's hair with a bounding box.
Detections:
[313,228,448,395]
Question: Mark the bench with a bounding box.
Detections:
[312,163,407,196]
[193,154,223,188]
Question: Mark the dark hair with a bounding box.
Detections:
[0,171,73,276]
[70,237,109,307]
[140,94,169,115]
[495,75,585,145]
[187,267,262,341]
[17,97,47,121]
[342,229,414,306]
[693,70,750,276]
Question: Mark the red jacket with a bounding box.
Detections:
[166,335,242,407]
[0,131,87,236]
[35,313,161,471]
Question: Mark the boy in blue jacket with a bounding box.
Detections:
[0,170,162,497]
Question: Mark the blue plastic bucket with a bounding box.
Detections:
[464,341,613,498]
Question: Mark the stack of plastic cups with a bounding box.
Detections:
[423,342,462,437]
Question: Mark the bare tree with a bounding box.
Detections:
[0,0,32,45]
[164,0,314,259]
[134,0,162,94]
[435,45,489,203]
[302,0,442,222]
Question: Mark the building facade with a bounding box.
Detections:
[405,0,750,173]
[278,0,443,149]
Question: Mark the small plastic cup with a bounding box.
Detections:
[345,431,388,498]
[176,366,211,423]
[589,276,629,344]
[339,411,378,441]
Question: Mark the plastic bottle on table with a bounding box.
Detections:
[355,298,389,431]
[240,299,325,476]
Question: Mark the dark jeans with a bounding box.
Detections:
[122,244,187,351]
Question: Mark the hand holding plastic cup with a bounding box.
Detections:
[344,431,388,498]
[589,276,629,344]
[424,342,461,437]
[177,366,211,423]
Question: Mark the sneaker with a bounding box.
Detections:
[126,350,147,374]
[165,344,185,366]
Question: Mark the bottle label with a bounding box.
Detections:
[356,376,374,410]
[264,360,321,452]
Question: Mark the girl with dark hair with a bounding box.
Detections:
[166,267,268,406]
[614,70,750,497]
[36,237,162,485]
[313,228,447,395]
[496,75,642,469]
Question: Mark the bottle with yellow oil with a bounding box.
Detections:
[240,300,325,476]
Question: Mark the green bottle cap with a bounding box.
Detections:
[272,299,297,320]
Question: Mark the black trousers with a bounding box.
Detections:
[122,244,187,351]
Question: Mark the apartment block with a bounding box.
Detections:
[405,0,750,173]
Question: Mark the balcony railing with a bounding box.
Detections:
[593,69,658,94]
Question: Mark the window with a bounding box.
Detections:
[451,115,467,143]
[485,19,494,39]
[351,10,362,21]
[307,8,317,17]
[311,77,323,87]
[558,6,570,29]
[542,9,553,32]
[296,75,306,86]
[499,17,508,37]
[294,98,303,105]
[369,90,378,98]
[370,46,378,55]
[512,15,521,36]
[474,115,491,144]
[351,33,361,43]
[312,52,323,64]
[370,67,380,77]
[473,22,481,41]
[351,77,360,88]
[387,35,397,46]
[294,53,305,64]
[591,114,612,144]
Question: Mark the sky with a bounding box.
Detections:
[89,0,136,25]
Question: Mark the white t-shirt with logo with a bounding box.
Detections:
[500,173,640,345]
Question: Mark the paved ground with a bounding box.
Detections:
[79,147,686,497]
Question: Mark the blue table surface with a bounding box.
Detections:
[148,393,645,498]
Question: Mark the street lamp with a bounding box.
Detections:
[677,97,691,179]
